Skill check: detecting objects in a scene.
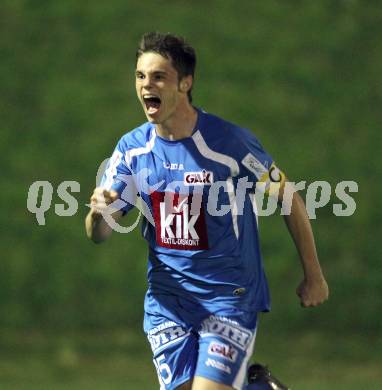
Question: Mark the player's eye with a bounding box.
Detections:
[135,72,145,80]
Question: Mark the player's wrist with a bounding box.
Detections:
[303,264,325,283]
[90,209,104,222]
[304,272,326,285]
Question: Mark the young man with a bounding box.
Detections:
[85,32,329,390]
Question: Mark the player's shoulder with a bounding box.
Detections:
[198,109,261,149]
[116,122,154,151]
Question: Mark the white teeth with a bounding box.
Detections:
[143,94,158,99]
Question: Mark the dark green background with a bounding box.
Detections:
[1,0,381,388]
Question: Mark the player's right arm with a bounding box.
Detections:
[86,134,135,243]
[85,187,123,243]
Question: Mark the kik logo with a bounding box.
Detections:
[151,191,209,250]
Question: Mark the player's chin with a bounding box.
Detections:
[145,114,160,124]
[144,109,162,123]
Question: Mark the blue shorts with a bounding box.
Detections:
[144,293,258,390]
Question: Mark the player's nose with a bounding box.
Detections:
[142,75,153,89]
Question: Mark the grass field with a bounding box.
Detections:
[1,329,381,389]
[1,1,380,389]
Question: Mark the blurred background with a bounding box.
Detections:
[1,0,381,388]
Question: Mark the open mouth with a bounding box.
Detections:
[143,95,161,115]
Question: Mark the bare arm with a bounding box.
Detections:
[279,180,329,307]
[85,188,123,243]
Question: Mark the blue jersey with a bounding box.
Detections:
[101,109,280,319]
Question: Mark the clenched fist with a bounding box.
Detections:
[85,188,122,242]
[296,277,329,308]
[89,187,119,216]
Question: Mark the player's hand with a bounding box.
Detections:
[89,187,119,217]
[296,276,329,307]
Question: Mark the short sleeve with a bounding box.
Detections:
[237,129,285,192]
[100,138,137,214]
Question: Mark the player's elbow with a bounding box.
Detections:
[85,215,111,244]
[86,224,112,244]
[90,234,106,244]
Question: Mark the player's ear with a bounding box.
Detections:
[179,75,193,93]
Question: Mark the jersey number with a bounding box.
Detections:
[154,354,172,387]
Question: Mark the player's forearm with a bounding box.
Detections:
[283,193,324,281]
[85,210,113,243]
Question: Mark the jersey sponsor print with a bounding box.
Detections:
[147,321,188,353]
[150,191,209,250]
[208,341,238,362]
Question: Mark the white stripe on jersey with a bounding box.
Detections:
[232,324,257,390]
[192,130,241,239]
[226,177,239,239]
[125,128,156,165]
[192,130,240,177]
[102,150,123,190]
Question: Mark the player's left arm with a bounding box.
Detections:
[276,174,329,308]
[235,128,328,307]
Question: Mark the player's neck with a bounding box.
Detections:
[155,103,197,141]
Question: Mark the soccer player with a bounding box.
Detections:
[85,32,329,390]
